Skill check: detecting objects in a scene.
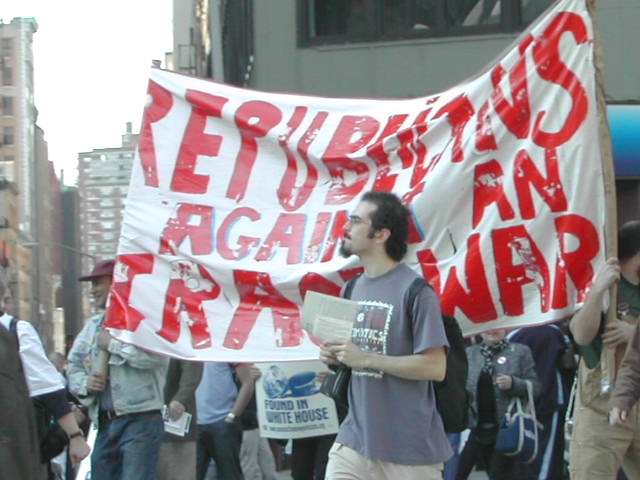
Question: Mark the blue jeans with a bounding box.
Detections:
[443,433,461,480]
[197,419,244,480]
[91,411,164,480]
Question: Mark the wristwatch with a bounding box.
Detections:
[226,412,236,422]
[68,431,84,440]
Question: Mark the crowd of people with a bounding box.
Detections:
[1,191,640,480]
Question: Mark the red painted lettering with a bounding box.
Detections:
[171,90,228,193]
[552,214,599,309]
[472,160,516,228]
[417,249,442,294]
[277,107,320,211]
[104,254,155,331]
[397,110,430,169]
[532,13,588,148]
[369,114,409,191]
[433,95,475,163]
[228,101,283,201]
[139,81,173,187]
[490,35,533,140]
[322,115,378,205]
[225,270,301,349]
[493,225,550,316]
[158,261,220,348]
[514,148,568,219]
[255,213,306,264]
[159,203,213,255]
[475,101,498,152]
[431,235,497,322]
[217,207,261,260]
[321,210,348,262]
[304,212,332,264]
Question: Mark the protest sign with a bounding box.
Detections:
[256,362,339,439]
[105,0,606,360]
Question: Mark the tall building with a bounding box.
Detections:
[77,123,138,279]
[0,17,40,325]
[30,125,64,351]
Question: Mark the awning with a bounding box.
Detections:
[610,104,640,177]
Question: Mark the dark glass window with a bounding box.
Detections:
[3,127,14,146]
[1,96,13,116]
[1,38,11,54]
[310,0,370,37]
[521,0,550,24]
[2,66,12,86]
[299,0,554,46]
[446,0,502,27]
[382,0,439,34]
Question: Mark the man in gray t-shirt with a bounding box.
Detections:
[320,191,452,480]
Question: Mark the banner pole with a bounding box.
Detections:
[587,0,617,393]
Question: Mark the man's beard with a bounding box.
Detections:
[339,239,352,258]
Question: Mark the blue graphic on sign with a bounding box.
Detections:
[263,365,320,399]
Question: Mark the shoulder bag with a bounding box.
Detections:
[495,380,539,464]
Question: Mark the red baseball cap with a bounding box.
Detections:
[78,259,115,281]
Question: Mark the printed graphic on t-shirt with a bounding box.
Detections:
[351,301,393,378]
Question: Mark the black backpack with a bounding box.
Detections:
[344,275,469,433]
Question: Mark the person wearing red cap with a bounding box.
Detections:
[67,259,169,480]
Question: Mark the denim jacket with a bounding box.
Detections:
[67,312,168,424]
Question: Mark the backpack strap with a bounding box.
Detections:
[8,316,18,343]
[8,316,26,376]
[345,274,427,319]
[406,277,428,326]
[342,274,362,300]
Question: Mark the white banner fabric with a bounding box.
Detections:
[105,0,606,362]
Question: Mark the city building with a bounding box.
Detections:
[60,183,84,344]
[77,123,138,285]
[29,125,64,352]
[172,0,640,221]
[0,17,41,327]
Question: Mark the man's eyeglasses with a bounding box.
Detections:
[347,215,371,226]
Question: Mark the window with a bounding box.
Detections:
[2,127,14,146]
[1,38,11,54]
[299,0,554,46]
[2,66,12,86]
[1,96,13,116]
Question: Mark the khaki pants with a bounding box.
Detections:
[240,429,279,480]
[325,443,443,480]
[570,397,640,479]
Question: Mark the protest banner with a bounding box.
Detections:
[105,0,608,361]
[255,361,339,439]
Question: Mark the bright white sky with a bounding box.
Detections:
[2,0,173,185]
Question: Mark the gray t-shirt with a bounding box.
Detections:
[336,264,452,465]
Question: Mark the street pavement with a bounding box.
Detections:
[275,468,489,479]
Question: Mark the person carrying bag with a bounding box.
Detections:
[495,380,539,463]
[455,329,538,480]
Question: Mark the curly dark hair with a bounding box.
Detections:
[361,191,410,261]
[618,220,640,261]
